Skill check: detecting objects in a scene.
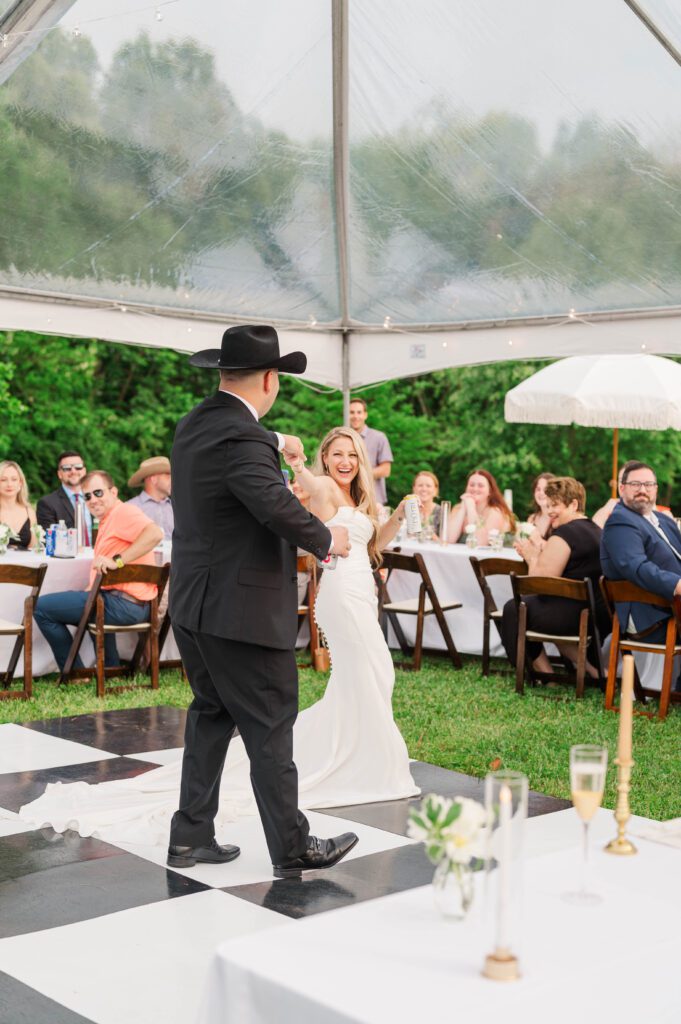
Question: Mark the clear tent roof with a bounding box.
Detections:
[1,0,681,387]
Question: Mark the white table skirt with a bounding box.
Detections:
[198,808,681,1024]
[0,546,179,677]
[385,541,521,657]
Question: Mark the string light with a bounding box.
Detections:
[0,1,179,49]
[119,305,127,312]
[568,308,577,319]
[383,316,392,329]
[155,7,163,20]
[307,314,317,327]
[72,24,81,38]
[1,34,8,48]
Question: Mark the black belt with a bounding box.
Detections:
[111,590,149,608]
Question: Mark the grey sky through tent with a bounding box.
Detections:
[1,0,681,393]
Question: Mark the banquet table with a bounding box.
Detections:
[385,540,521,656]
[0,545,178,677]
[385,539,669,691]
[198,808,681,1024]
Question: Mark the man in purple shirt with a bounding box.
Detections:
[349,397,393,505]
[126,456,174,540]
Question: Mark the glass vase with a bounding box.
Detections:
[0,542,7,557]
[432,859,474,920]
[465,531,477,550]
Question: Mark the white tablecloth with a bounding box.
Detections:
[0,546,178,677]
[385,541,521,656]
[199,808,681,1024]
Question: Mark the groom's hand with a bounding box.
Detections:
[329,525,351,557]
[281,435,306,464]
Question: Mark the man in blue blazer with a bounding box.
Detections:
[601,461,681,641]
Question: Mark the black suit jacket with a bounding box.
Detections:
[169,391,331,649]
[36,487,76,530]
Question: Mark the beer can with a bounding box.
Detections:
[404,494,421,535]
[316,551,338,570]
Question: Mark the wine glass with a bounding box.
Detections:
[563,744,608,906]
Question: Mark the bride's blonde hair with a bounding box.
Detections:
[313,426,382,566]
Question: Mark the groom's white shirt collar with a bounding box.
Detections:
[219,388,284,451]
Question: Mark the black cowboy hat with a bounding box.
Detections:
[189,324,307,374]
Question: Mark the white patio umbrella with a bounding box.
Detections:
[504,354,681,496]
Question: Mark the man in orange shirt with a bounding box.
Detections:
[34,471,163,670]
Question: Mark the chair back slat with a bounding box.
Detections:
[381,550,419,574]
[600,577,671,611]
[0,563,48,589]
[99,563,168,586]
[470,556,527,580]
[512,574,588,602]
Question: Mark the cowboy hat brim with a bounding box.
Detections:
[188,350,307,374]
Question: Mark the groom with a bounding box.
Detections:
[167,325,358,877]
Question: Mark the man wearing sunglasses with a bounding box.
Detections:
[36,450,93,542]
[601,460,681,647]
[34,471,163,670]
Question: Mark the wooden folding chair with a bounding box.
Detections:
[600,578,681,721]
[511,574,605,697]
[60,563,170,698]
[470,556,527,675]
[377,550,462,670]
[296,554,322,669]
[0,563,48,700]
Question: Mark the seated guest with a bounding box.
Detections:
[0,460,36,549]
[593,462,673,529]
[448,468,513,544]
[34,471,163,670]
[500,476,610,680]
[413,471,441,534]
[601,461,681,646]
[36,450,92,540]
[528,472,555,539]
[126,456,173,540]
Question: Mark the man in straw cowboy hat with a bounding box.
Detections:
[167,325,358,878]
[127,456,174,540]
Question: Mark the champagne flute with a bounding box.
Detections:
[563,744,608,906]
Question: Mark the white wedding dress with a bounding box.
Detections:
[18,507,419,845]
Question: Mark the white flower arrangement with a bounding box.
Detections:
[516,521,534,540]
[407,793,488,867]
[32,524,46,550]
[0,523,20,551]
[464,523,477,535]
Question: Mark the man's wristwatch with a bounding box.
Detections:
[112,553,125,569]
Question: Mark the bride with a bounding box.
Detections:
[18,427,419,846]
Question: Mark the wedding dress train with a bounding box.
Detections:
[19,507,419,845]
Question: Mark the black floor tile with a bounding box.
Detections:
[0,830,207,938]
[0,971,95,1024]
[316,761,571,835]
[0,757,160,813]
[225,844,434,919]
[23,706,187,755]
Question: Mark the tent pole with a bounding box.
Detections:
[611,427,619,498]
[342,330,350,425]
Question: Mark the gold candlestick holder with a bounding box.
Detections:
[482,948,520,982]
[604,757,637,856]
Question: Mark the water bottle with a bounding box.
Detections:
[54,519,69,558]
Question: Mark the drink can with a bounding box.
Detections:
[404,494,421,535]
[316,551,338,571]
[45,524,56,557]
[66,528,78,557]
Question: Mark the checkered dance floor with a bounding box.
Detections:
[0,707,569,1024]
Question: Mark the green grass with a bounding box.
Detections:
[3,657,679,821]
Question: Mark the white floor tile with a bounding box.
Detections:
[0,724,117,775]
[127,747,184,766]
[112,810,415,887]
[0,889,285,1024]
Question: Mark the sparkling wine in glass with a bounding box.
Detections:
[563,744,608,906]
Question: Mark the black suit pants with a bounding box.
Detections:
[170,624,309,865]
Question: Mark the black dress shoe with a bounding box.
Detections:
[167,837,240,868]
[273,832,358,879]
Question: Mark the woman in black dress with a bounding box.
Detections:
[0,460,36,549]
[500,476,610,679]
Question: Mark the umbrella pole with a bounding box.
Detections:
[611,427,619,498]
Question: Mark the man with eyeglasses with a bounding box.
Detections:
[36,450,93,542]
[34,471,163,670]
[601,460,681,651]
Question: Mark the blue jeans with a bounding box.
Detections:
[34,590,150,670]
